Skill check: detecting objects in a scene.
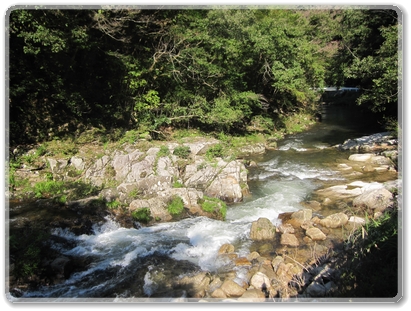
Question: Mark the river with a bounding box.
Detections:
[9,103,387,301]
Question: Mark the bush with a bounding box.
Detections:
[199,196,227,220]
[172,180,185,188]
[173,145,191,159]
[339,207,398,297]
[157,145,170,158]
[205,143,225,160]
[120,130,139,144]
[34,181,65,198]
[131,208,152,224]
[106,200,121,209]
[167,196,185,215]
[9,227,50,282]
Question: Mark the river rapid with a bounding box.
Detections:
[8,103,386,301]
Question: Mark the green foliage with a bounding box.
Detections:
[54,194,68,205]
[173,145,191,159]
[34,180,65,198]
[67,181,101,200]
[199,196,227,220]
[157,145,170,158]
[43,139,79,157]
[9,8,333,145]
[9,227,50,282]
[172,180,185,188]
[340,207,399,297]
[120,130,139,145]
[330,9,399,120]
[205,143,225,160]
[10,8,397,146]
[383,117,399,138]
[131,208,152,224]
[167,196,185,215]
[106,200,121,210]
[128,188,140,199]
[22,178,100,201]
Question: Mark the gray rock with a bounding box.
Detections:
[250,218,276,241]
[70,156,85,171]
[353,188,393,212]
[238,143,266,157]
[305,227,327,241]
[205,160,248,203]
[319,213,348,228]
[290,209,312,227]
[280,233,300,247]
[348,153,374,162]
[305,281,326,297]
[249,272,271,292]
[220,279,246,297]
[177,272,210,298]
[240,288,266,300]
[277,223,295,234]
[129,197,172,222]
[48,158,69,174]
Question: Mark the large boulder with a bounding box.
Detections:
[335,132,397,151]
[219,279,246,298]
[348,153,374,162]
[288,209,312,228]
[129,197,172,222]
[84,155,111,186]
[353,188,393,212]
[249,271,272,292]
[315,181,385,200]
[240,288,266,300]
[305,227,327,241]
[112,149,145,181]
[319,212,348,228]
[238,143,266,157]
[250,218,276,241]
[204,160,248,203]
[177,272,211,298]
[305,281,326,297]
[280,233,299,247]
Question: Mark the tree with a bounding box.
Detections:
[329,8,400,119]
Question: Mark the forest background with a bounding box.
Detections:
[6,5,400,147]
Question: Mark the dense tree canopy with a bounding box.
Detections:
[7,6,401,145]
[328,9,400,118]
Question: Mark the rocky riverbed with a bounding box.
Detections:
[7,131,400,300]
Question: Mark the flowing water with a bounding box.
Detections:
[9,103,386,300]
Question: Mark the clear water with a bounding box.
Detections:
[11,104,386,299]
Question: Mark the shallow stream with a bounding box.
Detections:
[9,103,388,300]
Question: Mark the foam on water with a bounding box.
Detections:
[169,217,250,271]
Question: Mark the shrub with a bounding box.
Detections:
[340,207,398,297]
[172,180,185,188]
[157,145,170,158]
[173,145,191,159]
[106,200,121,209]
[167,196,185,215]
[131,208,152,224]
[9,227,50,282]
[199,196,227,220]
[205,144,225,160]
[120,130,139,144]
[34,181,65,198]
